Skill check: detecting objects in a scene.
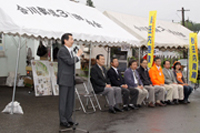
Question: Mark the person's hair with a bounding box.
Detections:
[129,59,137,67]
[174,62,181,70]
[163,60,170,65]
[154,56,161,62]
[140,59,147,64]
[61,33,73,45]
[111,57,118,63]
[96,54,104,60]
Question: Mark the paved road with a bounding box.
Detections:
[0,85,200,133]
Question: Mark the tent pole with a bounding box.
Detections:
[139,47,141,66]
[10,35,21,114]
[107,46,110,68]
[87,43,92,89]
[187,48,189,84]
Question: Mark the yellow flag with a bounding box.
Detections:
[189,33,198,83]
[147,11,157,68]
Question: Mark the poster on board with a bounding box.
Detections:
[31,60,52,96]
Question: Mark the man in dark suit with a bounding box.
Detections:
[90,54,122,114]
[124,60,148,107]
[137,59,166,107]
[57,33,82,128]
[107,58,139,111]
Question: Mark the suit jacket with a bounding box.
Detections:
[90,64,110,94]
[137,66,152,86]
[124,68,143,88]
[162,68,177,84]
[57,46,79,86]
[107,67,124,87]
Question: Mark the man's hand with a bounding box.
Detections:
[106,84,111,88]
[160,84,164,86]
[76,49,83,57]
[121,84,128,89]
[150,84,153,87]
[139,85,143,89]
[173,83,177,84]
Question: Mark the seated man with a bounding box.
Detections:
[137,59,166,107]
[163,60,184,104]
[90,54,122,114]
[107,58,139,111]
[124,60,148,107]
[149,57,174,105]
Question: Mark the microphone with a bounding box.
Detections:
[73,46,79,54]
[73,46,84,56]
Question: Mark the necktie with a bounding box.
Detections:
[70,51,74,58]
[133,71,138,84]
[100,67,106,78]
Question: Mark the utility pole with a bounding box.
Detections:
[177,7,190,26]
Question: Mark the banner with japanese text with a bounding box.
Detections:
[147,11,157,68]
[189,33,198,83]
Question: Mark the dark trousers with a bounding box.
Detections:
[59,85,75,124]
[121,87,139,105]
[183,85,193,101]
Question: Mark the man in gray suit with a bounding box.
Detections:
[57,33,82,128]
[162,60,184,104]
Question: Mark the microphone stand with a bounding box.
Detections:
[59,50,89,133]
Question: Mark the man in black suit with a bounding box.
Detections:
[90,54,122,114]
[107,58,139,111]
[57,33,82,128]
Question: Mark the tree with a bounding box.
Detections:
[183,19,200,33]
[86,0,95,8]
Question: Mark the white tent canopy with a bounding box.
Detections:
[104,11,193,49]
[0,0,139,47]
[0,0,141,114]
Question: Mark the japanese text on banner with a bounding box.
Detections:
[147,11,157,68]
[189,33,198,83]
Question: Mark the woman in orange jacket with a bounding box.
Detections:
[173,61,193,104]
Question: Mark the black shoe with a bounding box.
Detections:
[109,108,116,114]
[128,105,138,110]
[68,121,79,126]
[183,100,188,104]
[179,100,184,104]
[173,99,179,105]
[123,106,130,111]
[60,122,72,128]
[165,100,174,105]
[187,100,191,104]
[114,107,123,112]
[160,101,166,105]
[137,104,142,108]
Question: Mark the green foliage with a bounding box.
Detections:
[183,20,200,32]
[86,0,95,8]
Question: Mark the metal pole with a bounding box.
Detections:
[10,35,21,114]
[187,48,190,84]
[107,46,110,68]
[139,47,141,66]
[87,43,92,89]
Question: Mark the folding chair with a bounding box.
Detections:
[75,77,96,114]
[87,80,109,111]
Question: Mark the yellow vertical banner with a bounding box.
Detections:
[147,11,157,68]
[189,33,198,83]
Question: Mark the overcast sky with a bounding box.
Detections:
[78,0,200,23]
